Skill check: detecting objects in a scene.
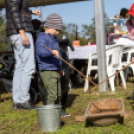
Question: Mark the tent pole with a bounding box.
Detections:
[40,6,43,21]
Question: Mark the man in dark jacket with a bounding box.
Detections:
[5,0,41,110]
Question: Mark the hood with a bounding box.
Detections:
[129,3,134,16]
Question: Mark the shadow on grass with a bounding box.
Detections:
[65,94,79,109]
[126,97,132,100]
[84,119,94,127]
[0,81,8,94]
[1,96,12,102]
[61,121,65,127]
[72,83,84,89]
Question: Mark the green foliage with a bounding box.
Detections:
[58,23,79,41]
[81,14,112,44]
[58,14,112,46]
[58,23,90,46]
[79,36,89,46]
[0,11,7,51]
[0,12,112,51]
[1,79,134,133]
[82,23,96,44]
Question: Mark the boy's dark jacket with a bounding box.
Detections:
[36,32,62,71]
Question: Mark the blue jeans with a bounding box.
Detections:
[10,32,35,103]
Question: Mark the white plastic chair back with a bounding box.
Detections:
[84,44,125,92]
[121,47,134,76]
[106,45,126,91]
[106,45,124,67]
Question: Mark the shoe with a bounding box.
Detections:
[61,109,70,117]
[13,102,19,110]
[19,101,36,110]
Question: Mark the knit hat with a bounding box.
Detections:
[45,13,63,31]
[128,3,134,16]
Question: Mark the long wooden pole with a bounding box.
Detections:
[45,46,102,90]
[91,62,132,91]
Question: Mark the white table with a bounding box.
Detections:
[68,38,134,60]
[68,45,99,60]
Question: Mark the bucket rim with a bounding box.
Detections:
[36,104,62,110]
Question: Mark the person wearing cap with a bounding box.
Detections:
[36,13,64,106]
[5,0,41,110]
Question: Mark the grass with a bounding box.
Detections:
[1,77,134,134]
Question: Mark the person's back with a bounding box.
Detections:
[36,32,62,70]
[117,8,129,32]
[5,0,33,37]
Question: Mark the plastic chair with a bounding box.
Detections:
[84,44,126,92]
[121,47,134,80]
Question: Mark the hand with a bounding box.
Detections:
[127,33,131,38]
[60,70,65,76]
[132,57,134,64]
[52,50,59,57]
[19,29,29,46]
[32,10,41,18]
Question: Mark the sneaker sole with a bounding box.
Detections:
[61,114,71,117]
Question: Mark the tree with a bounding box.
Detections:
[79,36,89,46]
[81,14,112,44]
[58,23,79,41]
[58,17,112,46]
[58,23,89,46]
[0,11,7,51]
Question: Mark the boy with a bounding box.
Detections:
[36,13,64,105]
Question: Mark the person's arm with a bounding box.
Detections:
[31,10,41,18]
[60,70,65,76]
[10,0,24,31]
[132,57,134,63]
[36,39,52,58]
[126,20,134,35]
[10,0,29,45]
[36,37,59,58]
[19,29,29,46]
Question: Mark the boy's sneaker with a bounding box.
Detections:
[19,101,36,110]
[61,109,70,117]
[13,102,19,110]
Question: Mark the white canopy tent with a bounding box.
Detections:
[0,0,107,92]
[0,0,88,8]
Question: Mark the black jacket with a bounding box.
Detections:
[5,0,34,37]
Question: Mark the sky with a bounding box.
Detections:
[29,0,134,28]
[2,0,134,30]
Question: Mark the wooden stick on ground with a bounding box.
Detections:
[90,62,133,91]
[45,46,102,90]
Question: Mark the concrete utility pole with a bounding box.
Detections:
[94,0,107,93]
[40,6,43,22]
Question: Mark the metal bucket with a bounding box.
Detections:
[36,104,62,132]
